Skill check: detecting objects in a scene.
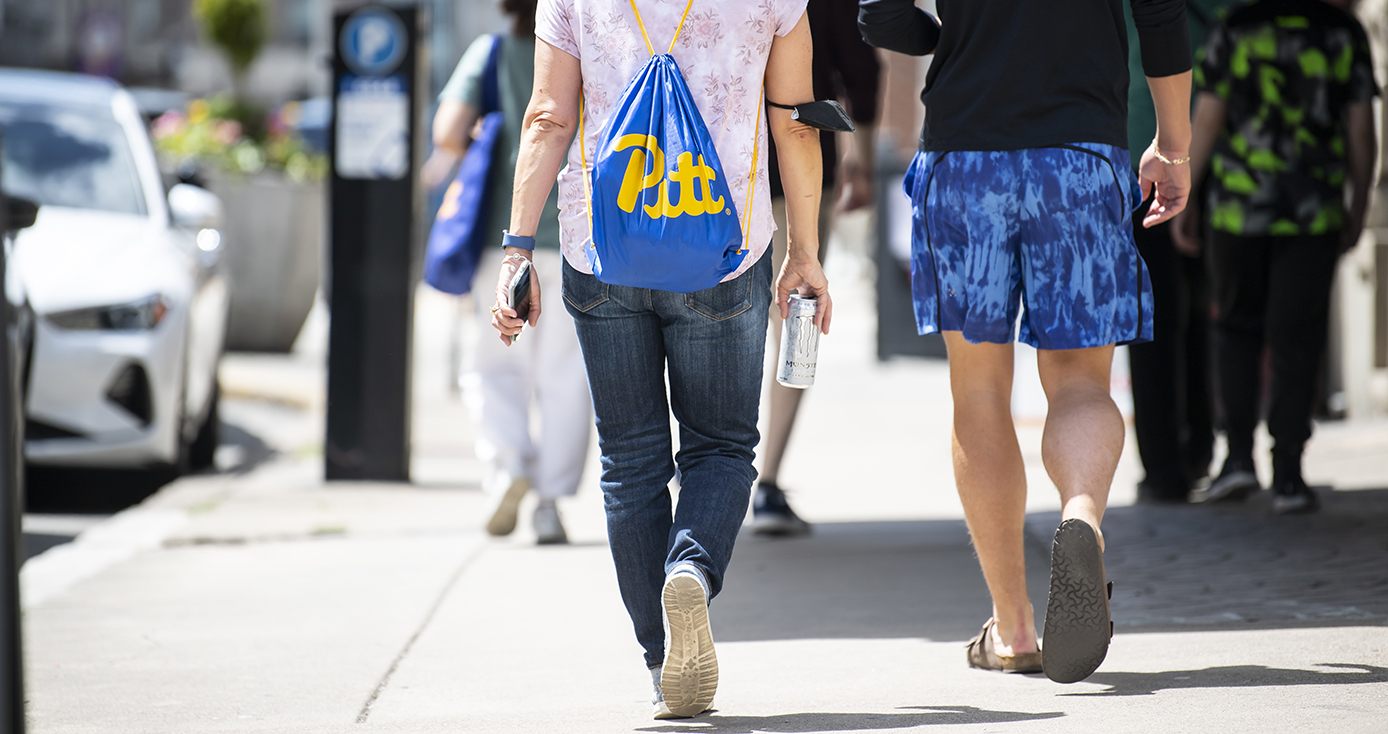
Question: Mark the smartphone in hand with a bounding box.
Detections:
[507,258,533,323]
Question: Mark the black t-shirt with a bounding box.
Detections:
[859,0,1191,152]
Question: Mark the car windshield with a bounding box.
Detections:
[0,102,146,216]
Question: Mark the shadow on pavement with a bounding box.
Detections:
[1029,487,1388,630]
[25,465,177,514]
[638,705,1064,733]
[24,532,73,561]
[218,418,277,475]
[1066,663,1388,697]
[23,414,275,514]
[717,488,1388,645]
[715,520,1050,644]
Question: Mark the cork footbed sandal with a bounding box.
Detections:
[965,617,1043,673]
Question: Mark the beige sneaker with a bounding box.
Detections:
[659,564,717,718]
[485,475,530,536]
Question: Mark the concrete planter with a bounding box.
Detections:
[206,172,323,352]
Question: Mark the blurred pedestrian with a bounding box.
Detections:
[1125,1,1240,504]
[490,0,830,719]
[1174,0,1378,514]
[861,0,1192,683]
[431,0,592,544]
[754,0,882,537]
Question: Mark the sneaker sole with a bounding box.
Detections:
[1042,519,1110,684]
[1194,471,1259,504]
[660,575,717,718]
[485,477,530,536]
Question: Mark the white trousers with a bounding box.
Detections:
[463,248,592,499]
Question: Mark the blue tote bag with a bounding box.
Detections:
[424,35,505,295]
[581,0,761,293]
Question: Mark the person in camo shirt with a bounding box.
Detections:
[1173,0,1378,514]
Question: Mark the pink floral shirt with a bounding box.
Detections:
[535,0,808,281]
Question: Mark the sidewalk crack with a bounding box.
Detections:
[355,542,489,723]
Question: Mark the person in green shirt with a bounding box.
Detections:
[1173,0,1378,513]
[428,0,592,544]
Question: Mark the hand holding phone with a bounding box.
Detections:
[506,258,533,335]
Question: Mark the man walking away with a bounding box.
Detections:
[861,0,1192,683]
[1175,0,1378,514]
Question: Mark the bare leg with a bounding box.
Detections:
[943,332,1038,655]
[1036,346,1121,551]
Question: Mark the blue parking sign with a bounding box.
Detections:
[340,7,407,77]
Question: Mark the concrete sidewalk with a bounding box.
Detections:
[20,231,1388,733]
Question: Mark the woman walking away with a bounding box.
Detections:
[491,0,829,718]
[432,0,592,544]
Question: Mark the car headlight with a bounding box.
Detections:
[46,295,169,331]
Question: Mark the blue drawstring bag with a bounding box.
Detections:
[581,0,759,293]
[424,35,504,295]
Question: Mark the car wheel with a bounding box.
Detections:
[186,381,219,472]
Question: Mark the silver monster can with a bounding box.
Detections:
[776,294,820,389]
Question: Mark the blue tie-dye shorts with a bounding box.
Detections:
[904,143,1154,349]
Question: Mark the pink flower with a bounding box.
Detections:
[151,110,185,140]
[212,120,243,145]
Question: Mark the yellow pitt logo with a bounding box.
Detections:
[614,134,726,219]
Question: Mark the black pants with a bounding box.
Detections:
[1128,215,1214,493]
[1209,231,1340,482]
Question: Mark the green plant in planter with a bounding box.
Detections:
[152,97,327,183]
[193,0,266,105]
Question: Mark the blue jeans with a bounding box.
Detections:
[562,253,772,667]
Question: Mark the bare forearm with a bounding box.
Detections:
[772,120,823,258]
[508,40,581,240]
[1148,71,1193,157]
[1187,92,1225,192]
[852,124,877,179]
[432,100,477,156]
[508,112,573,237]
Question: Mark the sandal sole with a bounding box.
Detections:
[1042,519,1110,684]
[660,575,717,717]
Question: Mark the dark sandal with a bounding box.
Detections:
[965,617,1043,673]
[1042,518,1113,684]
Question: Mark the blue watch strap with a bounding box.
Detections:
[502,231,536,251]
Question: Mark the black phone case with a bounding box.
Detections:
[509,264,532,320]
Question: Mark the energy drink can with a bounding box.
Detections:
[776,294,819,389]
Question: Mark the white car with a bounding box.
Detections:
[0,69,229,472]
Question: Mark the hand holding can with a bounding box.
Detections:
[776,294,820,388]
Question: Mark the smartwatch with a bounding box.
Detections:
[502,231,536,251]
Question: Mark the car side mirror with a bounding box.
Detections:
[4,195,39,232]
[167,183,224,230]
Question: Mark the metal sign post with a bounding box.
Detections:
[326,4,421,481]
[0,138,29,734]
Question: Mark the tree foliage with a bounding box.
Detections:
[192,0,266,74]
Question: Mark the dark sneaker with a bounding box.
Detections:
[751,482,811,537]
[1190,459,1260,504]
[1271,477,1320,515]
